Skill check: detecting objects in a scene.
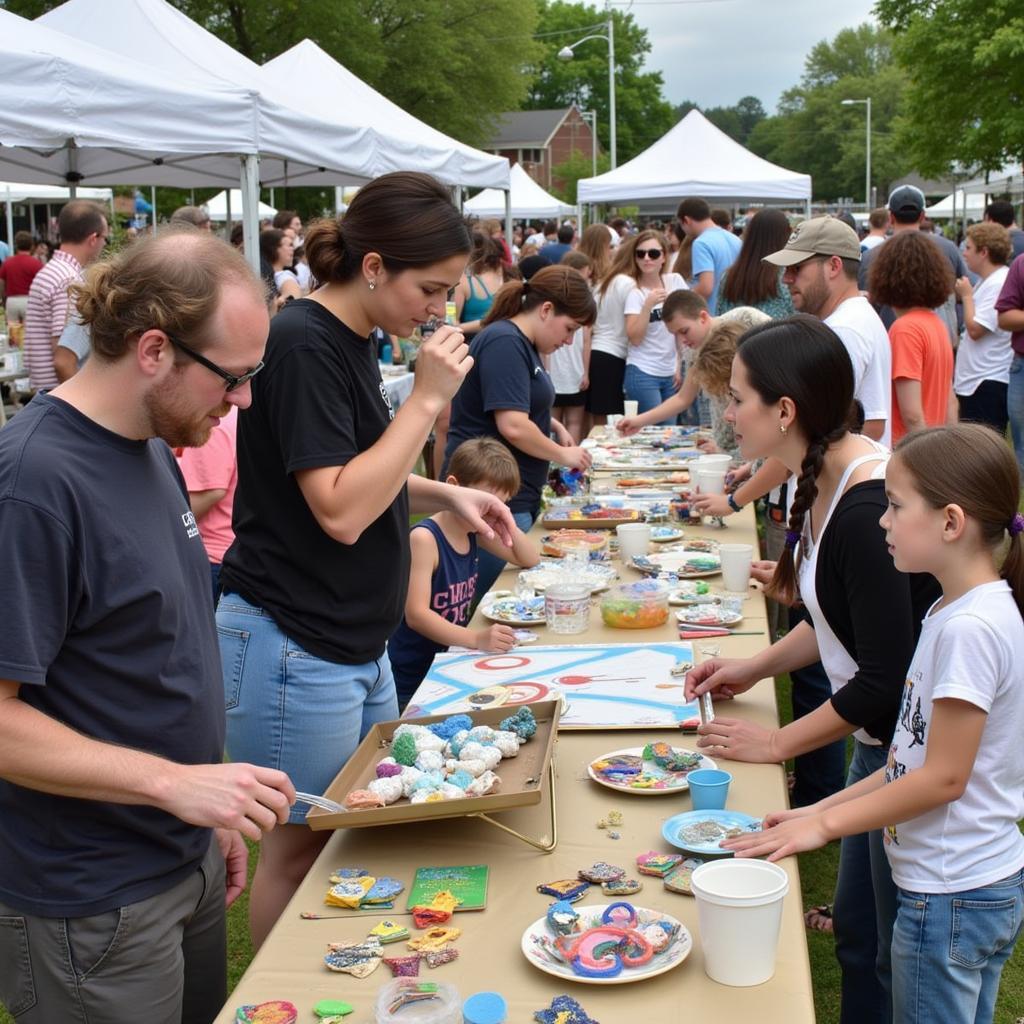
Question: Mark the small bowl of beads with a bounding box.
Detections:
[600,580,671,629]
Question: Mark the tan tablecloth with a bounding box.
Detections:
[214,507,815,1023]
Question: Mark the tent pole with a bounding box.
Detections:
[504,189,513,253]
[29,200,36,238]
[151,186,157,235]
[4,188,13,253]
[226,189,232,230]
[334,187,344,216]
[270,187,275,209]
[240,154,262,277]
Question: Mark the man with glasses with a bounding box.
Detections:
[0,231,295,1024]
[23,199,109,393]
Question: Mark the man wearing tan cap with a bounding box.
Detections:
[764,216,891,446]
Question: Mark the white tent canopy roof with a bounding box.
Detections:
[261,40,509,190]
[925,191,987,219]
[1,180,112,202]
[0,6,258,188]
[578,109,811,205]
[38,0,382,188]
[203,189,276,221]
[464,163,574,219]
[959,164,1024,195]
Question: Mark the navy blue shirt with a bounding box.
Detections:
[0,395,222,917]
[444,319,555,514]
[387,518,478,705]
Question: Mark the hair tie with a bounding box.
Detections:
[521,281,531,294]
[1009,513,1024,538]
[784,530,801,550]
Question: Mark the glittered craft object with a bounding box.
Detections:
[602,877,643,896]
[324,937,384,978]
[324,876,376,908]
[383,954,422,977]
[235,1001,298,1024]
[411,905,453,928]
[363,876,404,904]
[533,995,599,1024]
[424,947,459,968]
[536,878,590,902]
[368,920,410,944]
[392,732,418,766]
[635,851,684,878]
[329,867,370,883]
[407,926,460,952]
[577,862,626,884]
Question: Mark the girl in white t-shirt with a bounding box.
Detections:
[726,423,1024,1024]
[621,229,687,422]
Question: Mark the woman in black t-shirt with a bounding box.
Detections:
[444,265,597,593]
[217,172,516,949]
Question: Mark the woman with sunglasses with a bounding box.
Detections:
[215,172,515,950]
[622,229,689,421]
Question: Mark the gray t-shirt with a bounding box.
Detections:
[57,314,91,368]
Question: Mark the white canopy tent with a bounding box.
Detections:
[464,162,575,220]
[959,164,1024,196]
[577,110,812,212]
[203,189,276,222]
[3,180,113,246]
[925,191,987,220]
[261,40,509,190]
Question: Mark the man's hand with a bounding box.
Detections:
[158,762,295,842]
[560,446,593,472]
[215,828,249,907]
[448,485,516,547]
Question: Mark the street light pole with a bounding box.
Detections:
[841,97,871,210]
[557,1,617,169]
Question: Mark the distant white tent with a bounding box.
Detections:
[204,189,276,221]
[578,109,811,209]
[960,164,1024,196]
[1,181,112,203]
[464,163,575,220]
[925,191,987,219]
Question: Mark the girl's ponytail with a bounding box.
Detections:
[1003,513,1024,615]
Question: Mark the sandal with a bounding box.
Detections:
[804,904,833,933]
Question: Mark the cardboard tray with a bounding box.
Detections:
[306,700,560,831]
[540,510,643,530]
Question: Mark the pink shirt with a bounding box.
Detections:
[176,407,238,564]
[23,249,82,390]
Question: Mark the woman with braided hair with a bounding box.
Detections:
[685,314,940,1024]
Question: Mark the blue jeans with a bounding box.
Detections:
[1006,355,1024,477]
[833,740,898,1024]
[891,868,1024,1024]
[623,363,676,423]
[474,508,537,599]
[216,593,398,823]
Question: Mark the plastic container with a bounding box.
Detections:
[541,530,609,561]
[545,582,591,634]
[600,580,670,629]
[686,768,732,810]
[375,979,462,1024]
[691,859,790,987]
[462,992,507,1024]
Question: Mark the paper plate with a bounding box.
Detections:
[479,591,546,626]
[676,608,743,627]
[661,810,762,856]
[650,526,686,544]
[588,746,717,795]
[521,903,692,985]
[633,550,721,579]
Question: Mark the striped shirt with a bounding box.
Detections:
[24,249,82,390]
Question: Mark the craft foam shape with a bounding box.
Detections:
[324,876,375,908]
[363,876,404,903]
[329,867,370,883]
[424,947,459,968]
[536,878,590,902]
[323,937,383,978]
[343,789,384,810]
[532,995,599,1024]
[235,1002,298,1024]
[602,877,643,896]
[383,954,422,977]
[313,1000,354,1021]
[368,920,410,944]
[407,926,460,952]
[577,862,626,884]
[635,851,684,877]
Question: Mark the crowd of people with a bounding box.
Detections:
[0,172,1022,1024]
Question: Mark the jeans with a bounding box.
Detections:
[833,740,898,1024]
[788,607,847,808]
[891,867,1024,1024]
[473,508,537,602]
[216,594,398,824]
[623,363,676,423]
[209,562,222,605]
[0,840,226,1024]
[1007,355,1024,477]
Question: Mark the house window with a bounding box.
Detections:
[522,149,543,164]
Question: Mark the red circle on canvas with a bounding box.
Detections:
[474,655,530,671]
[503,682,549,704]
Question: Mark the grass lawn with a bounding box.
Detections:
[1,678,1020,1024]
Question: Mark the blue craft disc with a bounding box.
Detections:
[463,991,508,1024]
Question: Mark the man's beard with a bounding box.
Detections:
[143,374,227,448]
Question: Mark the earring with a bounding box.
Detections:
[780,424,787,436]
[368,279,376,291]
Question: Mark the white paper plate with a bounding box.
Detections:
[588,746,717,795]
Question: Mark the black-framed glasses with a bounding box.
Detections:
[166,332,264,392]
[635,248,664,260]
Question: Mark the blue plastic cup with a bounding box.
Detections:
[687,768,732,810]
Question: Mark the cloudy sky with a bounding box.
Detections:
[613,0,880,112]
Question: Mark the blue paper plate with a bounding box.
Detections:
[661,809,762,856]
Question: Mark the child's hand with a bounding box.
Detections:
[476,624,517,652]
[721,812,831,862]
[617,416,641,436]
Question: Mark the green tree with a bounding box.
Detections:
[875,0,1024,174]
[550,149,611,204]
[746,24,907,202]
[524,0,675,163]
[673,96,765,145]
[1,0,541,148]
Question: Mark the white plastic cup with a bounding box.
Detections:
[616,522,652,563]
[696,469,728,495]
[697,453,731,472]
[623,399,639,417]
[719,543,753,593]
[691,859,790,986]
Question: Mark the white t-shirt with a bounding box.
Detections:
[824,295,893,449]
[954,266,1012,397]
[525,232,546,249]
[860,234,885,252]
[884,580,1024,893]
[590,274,634,360]
[549,326,586,396]
[624,273,687,376]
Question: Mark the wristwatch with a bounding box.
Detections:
[727,493,743,514]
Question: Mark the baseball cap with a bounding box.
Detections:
[763,216,862,266]
[887,185,926,218]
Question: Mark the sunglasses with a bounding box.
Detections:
[166,332,264,392]
[635,248,664,260]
